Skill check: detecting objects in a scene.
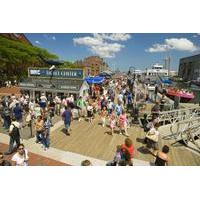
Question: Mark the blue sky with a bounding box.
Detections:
[25,33,200,71]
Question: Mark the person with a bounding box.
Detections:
[77,96,86,121]
[2,106,11,129]
[145,123,160,156]
[13,103,23,122]
[160,94,166,112]
[151,101,160,120]
[4,117,21,155]
[109,110,116,135]
[48,99,55,125]
[35,116,44,143]
[127,92,133,110]
[121,138,134,161]
[40,93,47,109]
[87,103,93,123]
[155,145,170,166]
[11,144,29,166]
[115,102,123,118]
[107,99,114,115]
[62,106,73,135]
[81,160,92,166]
[34,103,42,119]
[100,106,107,127]
[119,110,129,136]
[0,152,12,166]
[106,145,122,166]
[41,116,51,151]
[154,84,158,102]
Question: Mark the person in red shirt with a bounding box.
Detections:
[121,138,134,160]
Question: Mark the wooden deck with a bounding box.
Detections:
[50,116,200,166]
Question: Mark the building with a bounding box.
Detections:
[19,68,89,99]
[178,54,200,81]
[0,33,32,45]
[75,56,109,76]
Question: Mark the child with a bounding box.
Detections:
[106,145,122,166]
[100,106,107,127]
[109,110,116,135]
[119,110,129,136]
[87,103,93,123]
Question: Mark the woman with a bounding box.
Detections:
[118,110,129,136]
[35,116,44,143]
[41,116,51,151]
[145,123,160,156]
[155,145,170,166]
[11,144,29,166]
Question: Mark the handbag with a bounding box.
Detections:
[146,130,159,142]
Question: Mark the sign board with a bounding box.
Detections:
[29,68,84,79]
[60,85,79,90]
[19,83,35,87]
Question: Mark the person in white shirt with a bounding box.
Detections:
[12,144,29,166]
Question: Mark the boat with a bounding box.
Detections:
[146,63,168,77]
[166,87,195,102]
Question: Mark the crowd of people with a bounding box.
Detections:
[0,74,171,166]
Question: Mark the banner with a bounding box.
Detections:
[29,68,84,79]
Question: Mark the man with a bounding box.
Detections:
[62,106,73,135]
[3,106,11,129]
[13,103,23,122]
[0,152,11,166]
[160,94,166,112]
[4,117,21,155]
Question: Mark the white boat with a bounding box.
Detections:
[146,63,168,77]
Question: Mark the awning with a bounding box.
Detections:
[85,76,105,84]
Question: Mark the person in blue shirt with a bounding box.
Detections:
[13,103,23,122]
[62,106,73,135]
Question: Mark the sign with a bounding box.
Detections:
[19,83,35,87]
[29,68,84,79]
[60,85,79,90]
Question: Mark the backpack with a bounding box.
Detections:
[11,124,20,139]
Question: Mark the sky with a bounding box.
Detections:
[25,33,200,71]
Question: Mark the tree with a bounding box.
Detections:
[0,35,58,82]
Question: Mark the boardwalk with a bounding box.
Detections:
[50,116,200,166]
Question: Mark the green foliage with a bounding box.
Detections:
[61,61,84,69]
[0,35,58,81]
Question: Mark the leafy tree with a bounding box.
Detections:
[0,35,58,82]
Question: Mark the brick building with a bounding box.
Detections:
[0,33,32,45]
[75,56,109,76]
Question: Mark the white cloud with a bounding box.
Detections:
[93,33,131,41]
[73,34,130,58]
[146,38,198,53]
[146,44,169,53]
[35,40,41,44]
